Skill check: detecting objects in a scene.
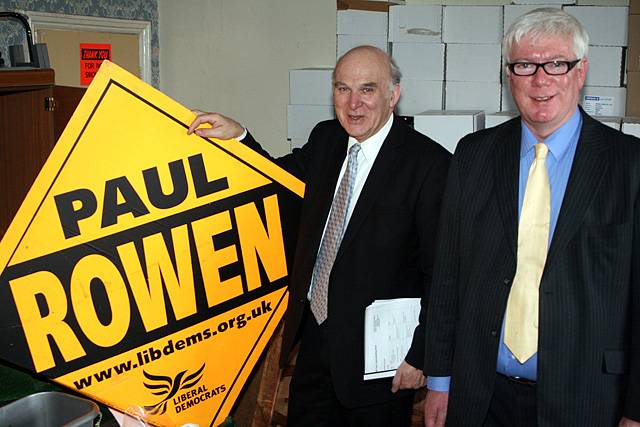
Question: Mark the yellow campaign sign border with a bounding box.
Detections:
[0,61,303,426]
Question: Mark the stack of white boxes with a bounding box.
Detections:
[287,68,335,149]
[388,5,445,115]
[443,6,503,112]
[337,10,389,59]
[288,3,638,150]
[567,6,628,118]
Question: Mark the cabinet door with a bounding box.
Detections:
[0,86,55,237]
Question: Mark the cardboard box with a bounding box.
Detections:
[413,110,485,153]
[503,5,562,35]
[622,118,640,136]
[337,34,389,58]
[577,0,628,5]
[596,116,622,130]
[337,0,399,12]
[443,6,503,44]
[391,42,444,79]
[501,83,517,112]
[289,68,333,106]
[396,79,444,115]
[485,111,519,128]
[513,0,572,3]
[388,5,442,43]
[563,6,628,46]
[445,81,501,111]
[337,10,388,35]
[630,0,640,13]
[584,46,624,87]
[446,44,501,82]
[289,138,307,150]
[628,14,640,71]
[580,86,627,116]
[287,105,335,139]
[627,71,640,116]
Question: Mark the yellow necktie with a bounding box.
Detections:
[505,142,550,363]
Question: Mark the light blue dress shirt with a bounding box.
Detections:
[427,108,582,391]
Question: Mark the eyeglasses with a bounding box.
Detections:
[507,59,581,76]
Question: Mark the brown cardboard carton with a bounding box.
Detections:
[626,71,640,116]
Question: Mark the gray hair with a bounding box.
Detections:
[503,8,589,63]
[333,45,402,93]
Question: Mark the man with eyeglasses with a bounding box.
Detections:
[423,8,640,427]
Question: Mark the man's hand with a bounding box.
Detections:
[391,360,425,392]
[187,111,244,140]
[619,417,640,427]
[423,390,448,427]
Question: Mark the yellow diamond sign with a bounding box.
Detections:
[0,61,304,426]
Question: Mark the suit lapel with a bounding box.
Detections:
[494,120,522,258]
[334,117,403,261]
[545,113,610,270]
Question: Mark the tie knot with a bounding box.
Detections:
[534,143,548,160]
[349,143,361,157]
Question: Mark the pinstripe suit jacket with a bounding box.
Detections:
[424,110,640,426]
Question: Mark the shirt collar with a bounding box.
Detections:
[347,114,394,162]
[520,107,582,161]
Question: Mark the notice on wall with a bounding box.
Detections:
[80,43,111,86]
[0,61,304,426]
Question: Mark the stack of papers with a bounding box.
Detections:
[363,298,420,380]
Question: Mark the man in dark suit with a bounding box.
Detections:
[423,8,640,427]
[189,46,450,426]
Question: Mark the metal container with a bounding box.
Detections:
[0,391,99,427]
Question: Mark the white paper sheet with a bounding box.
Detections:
[363,298,420,380]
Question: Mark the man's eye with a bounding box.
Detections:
[362,87,374,94]
[336,86,348,93]
[517,63,532,69]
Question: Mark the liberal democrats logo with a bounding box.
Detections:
[143,364,205,415]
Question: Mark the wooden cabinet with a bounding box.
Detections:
[0,69,85,237]
[0,69,55,237]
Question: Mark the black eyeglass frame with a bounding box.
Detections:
[506,59,582,76]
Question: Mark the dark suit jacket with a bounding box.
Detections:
[424,110,640,426]
[245,115,450,407]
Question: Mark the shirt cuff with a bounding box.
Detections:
[237,128,247,141]
[426,376,451,392]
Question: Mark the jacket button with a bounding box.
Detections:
[503,278,511,285]
[491,330,498,337]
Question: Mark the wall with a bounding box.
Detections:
[158,0,336,157]
[0,0,159,86]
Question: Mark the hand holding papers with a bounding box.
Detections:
[363,298,420,380]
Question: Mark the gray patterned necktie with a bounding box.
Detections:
[310,143,361,324]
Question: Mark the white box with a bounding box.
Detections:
[501,83,517,112]
[445,81,501,111]
[446,44,501,82]
[513,0,573,4]
[443,6,503,44]
[580,86,627,117]
[337,10,388,35]
[585,46,623,87]
[388,5,442,43]
[337,34,389,59]
[289,68,333,106]
[392,42,444,79]
[397,79,444,115]
[622,119,640,137]
[563,6,628,46]
[287,105,335,139]
[596,116,622,130]
[486,111,518,128]
[503,5,562,35]
[289,138,307,151]
[576,0,628,5]
[413,110,485,153]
